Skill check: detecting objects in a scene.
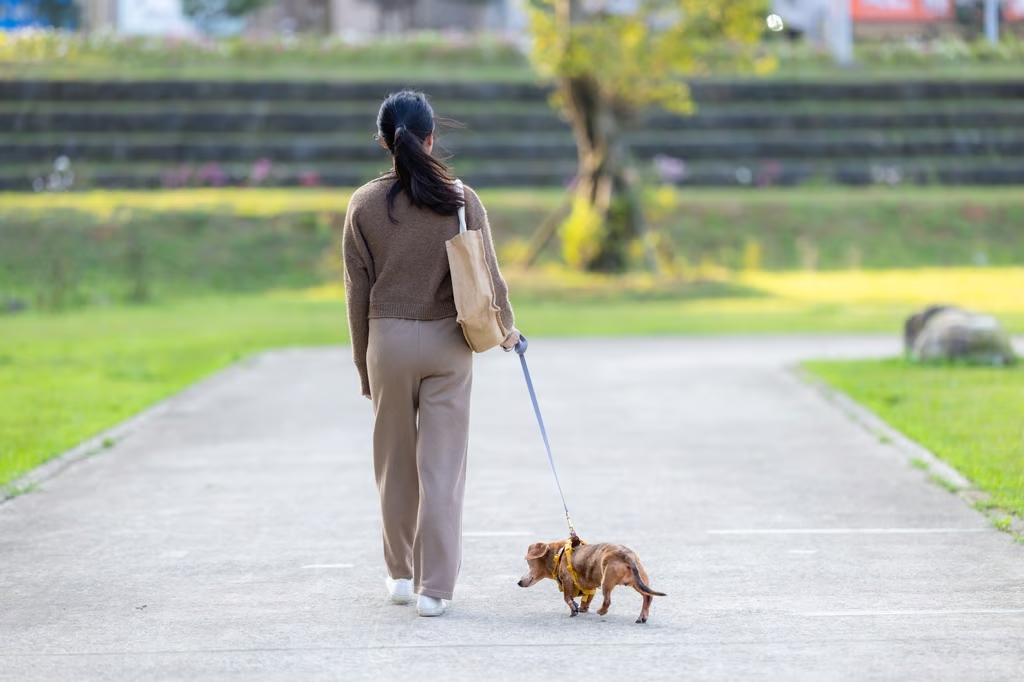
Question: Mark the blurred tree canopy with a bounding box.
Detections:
[528,0,775,271]
[182,0,275,30]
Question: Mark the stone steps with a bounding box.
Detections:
[4,97,1022,115]
[2,78,1023,190]
[3,79,1022,101]
[6,108,1024,134]
[4,130,1023,163]
[4,156,1023,191]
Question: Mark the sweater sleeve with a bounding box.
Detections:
[464,186,515,334]
[343,202,373,397]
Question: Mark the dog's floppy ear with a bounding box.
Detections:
[525,542,549,560]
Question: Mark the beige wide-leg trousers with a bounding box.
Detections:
[367,317,472,600]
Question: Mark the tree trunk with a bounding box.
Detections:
[558,75,647,272]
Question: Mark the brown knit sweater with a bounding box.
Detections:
[343,176,515,396]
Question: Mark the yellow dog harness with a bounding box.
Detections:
[552,539,596,598]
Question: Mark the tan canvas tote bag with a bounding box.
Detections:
[446,180,508,352]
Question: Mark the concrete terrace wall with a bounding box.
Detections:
[1,79,1024,190]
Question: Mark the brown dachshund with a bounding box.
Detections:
[518,539,666,623]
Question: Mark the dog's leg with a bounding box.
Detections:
[636,594,653,624]
[628,557,661,623]
[579,591,595,613]
[563,591,580,617]
[596,570,616,616]
[559,573,580,617]
[634,561,652,623]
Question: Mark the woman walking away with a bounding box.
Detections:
[343,91,519,617]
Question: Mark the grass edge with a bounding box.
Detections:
[0,350,264,505]
[790,363,1024,541]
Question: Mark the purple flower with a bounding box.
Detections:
[654,154,687,184]
[195,162,227,187]
[162,165,194,188]
[756,160,783,188]
[250,158,272,185]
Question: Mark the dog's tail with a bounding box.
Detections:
[629,556,666,597]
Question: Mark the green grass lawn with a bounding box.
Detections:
[5,270,1024,491]
[0,290,874,490]
[805,359,1024,520]
[5,188,1024,310]
[4,186,1024,493]
[0,297,346,492]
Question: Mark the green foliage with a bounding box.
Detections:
[642,186,1024,272]
[1,29,1022,81]
[4,187,1024,314]
[528,0,775,115]
[0,189,563,312]
[992,516,1013,532]
[0,30,532,82]
[0,208,340,310]
[528,0,776,271]
[805,359,1024,518]
[559,197,605,269]
[929,474,962,494]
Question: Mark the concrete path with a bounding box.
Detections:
[1,336,1022,681]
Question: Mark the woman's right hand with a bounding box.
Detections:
[500,328,521,351]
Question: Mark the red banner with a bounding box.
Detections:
[851,0,952,22]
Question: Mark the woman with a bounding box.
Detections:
[343,91,519,617]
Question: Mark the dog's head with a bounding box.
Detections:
[517,541,562,588]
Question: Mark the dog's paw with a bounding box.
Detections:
[635,616,648,624]
[569,601,580,617]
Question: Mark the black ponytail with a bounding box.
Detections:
[376,91,463,222]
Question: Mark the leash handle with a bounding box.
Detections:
[513,334,529,356]
[512,334,578,541]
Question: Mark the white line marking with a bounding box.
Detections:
[803,608,1024,617]
[708,528,989,535]
[301,564,354,569]
[463,531,532,537]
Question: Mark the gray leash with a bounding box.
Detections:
[508,334,579,541]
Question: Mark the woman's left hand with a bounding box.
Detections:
[500,328,521,351]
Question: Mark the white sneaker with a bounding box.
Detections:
[386,577,413,604]
[416,595,450,617]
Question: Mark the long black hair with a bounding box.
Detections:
[376,91,463,222]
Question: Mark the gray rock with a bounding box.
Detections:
[904,304,1016,365]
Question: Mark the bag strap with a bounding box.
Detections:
[454,179,467,234]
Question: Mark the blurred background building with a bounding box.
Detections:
[2,0,1019,36]
[3,0,524,34]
